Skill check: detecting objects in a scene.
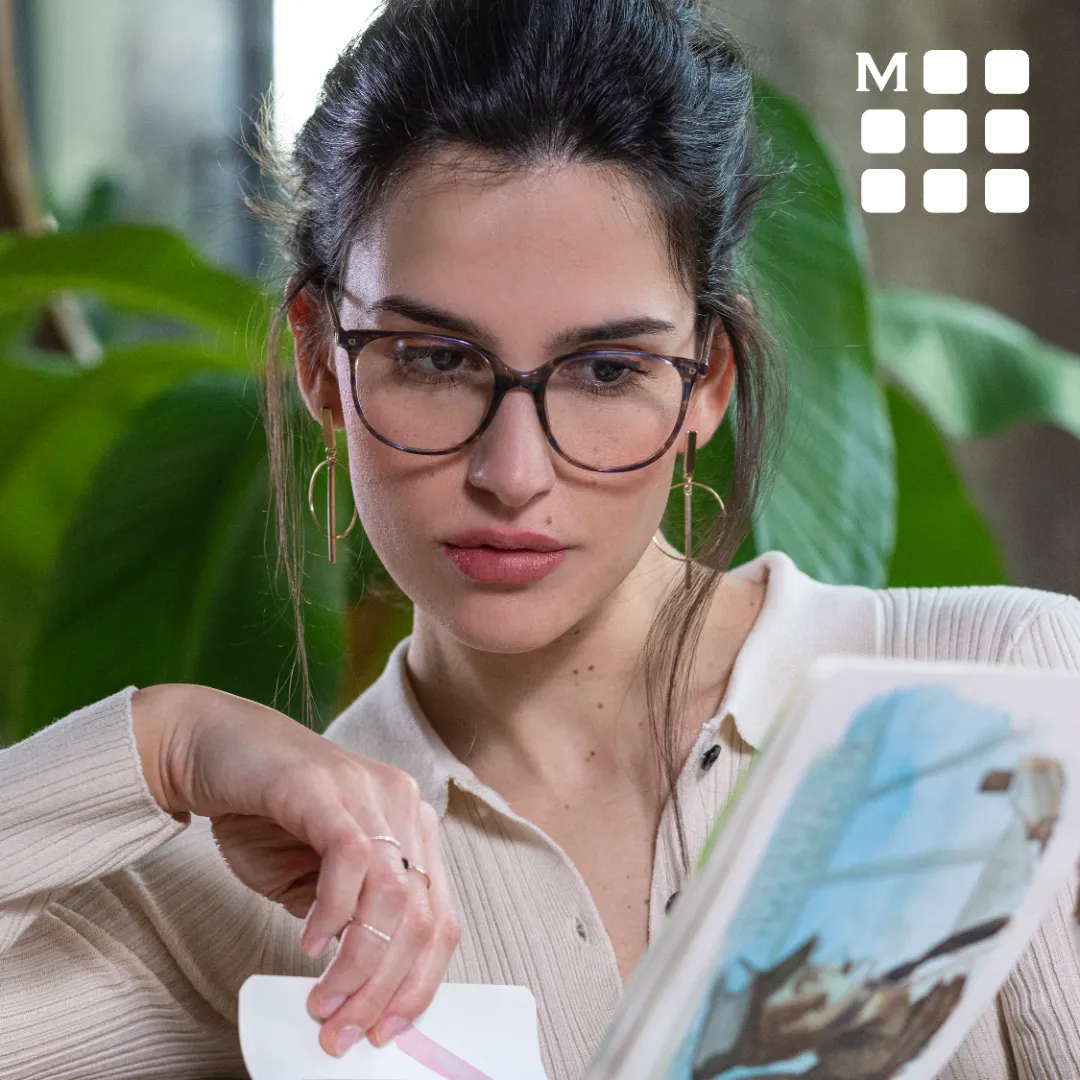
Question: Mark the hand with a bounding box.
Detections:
[131,683,461,1057]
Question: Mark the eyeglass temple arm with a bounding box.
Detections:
[683,311,716,471]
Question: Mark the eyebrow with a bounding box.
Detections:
[362,294,679,353]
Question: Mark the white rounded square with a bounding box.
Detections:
[985,109,1029,153]
[985,169,1029,213]
[923,169,967,213]
[861,169,906,213]
[923,110,967,154]
[923,50,967,94]
[985,50,1029,94]
[862,109,906,154]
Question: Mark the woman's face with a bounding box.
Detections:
[292,152,735,655]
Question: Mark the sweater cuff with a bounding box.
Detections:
[0,686,190,903]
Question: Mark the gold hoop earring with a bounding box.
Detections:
[651,430,726,590]
[308,407,358,563]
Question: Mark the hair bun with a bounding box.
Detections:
[665,0,703,29]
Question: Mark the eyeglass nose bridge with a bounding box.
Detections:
[465,350,563,454]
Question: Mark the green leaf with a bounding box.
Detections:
[886,384,1006,587]
[873,288,1080,441]
[0,344,248,740]
[735,77,896,586]
[0,344,243,579]
[0,224,269,364]
[17,374,345,739]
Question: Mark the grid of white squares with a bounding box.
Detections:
[860,50,1028,213]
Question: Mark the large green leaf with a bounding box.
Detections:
[0,224,268,364]
[886,383,1006,587]
[0,344,242,576]
[730,77,896,586]
[17,373,345,739]
[0,344,247,740]
[873,288,1080,441]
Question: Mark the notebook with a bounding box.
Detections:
[240,655,1080,1080]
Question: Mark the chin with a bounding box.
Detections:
[424,587,588,654]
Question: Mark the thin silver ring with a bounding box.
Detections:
[359,921,392,944]
[369,834,401,848]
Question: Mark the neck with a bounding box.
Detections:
[405,541,752,804]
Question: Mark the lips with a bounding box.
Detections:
[443,544,568,583]
[445,527,565,552]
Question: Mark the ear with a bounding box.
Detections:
[682,299,745,451]
[286,277,346,428]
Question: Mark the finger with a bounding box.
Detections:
[308,768,427,978]
[306,846,404,1037]
[311,846,419,1056]
[323,862,436,1053]
[300,797,384,958]
[369,802,460,1047]
[309,795,429,1024]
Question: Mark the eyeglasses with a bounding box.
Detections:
[325,294,716,473]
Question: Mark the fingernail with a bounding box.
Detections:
[305,934,329,958]
[311,993,345,1019]
[377,1015,410,1044]
[335,1025,363,1055]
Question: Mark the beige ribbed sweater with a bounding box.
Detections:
[3,549,1080,1080]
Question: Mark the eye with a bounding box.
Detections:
[395,342,470,372]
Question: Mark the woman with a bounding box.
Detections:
[3,1,1079,1078]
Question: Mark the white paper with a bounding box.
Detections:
[239,975,549,1080]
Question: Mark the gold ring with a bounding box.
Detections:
[402,857,432,889]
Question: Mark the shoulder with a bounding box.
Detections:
[752,550,1080,668]
[741,550,1077,660]
[872,580,1080,668]
[999,591,1080,670]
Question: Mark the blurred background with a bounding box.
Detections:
[3,0,1078,740]
[12,0,1078,594]
[718,0,1080,598]
[11,0,374,276]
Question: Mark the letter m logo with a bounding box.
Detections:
[857,52,908,91]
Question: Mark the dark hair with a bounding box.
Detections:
[255,0,788,879]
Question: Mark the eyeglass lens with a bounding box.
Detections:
[351,335,685,469]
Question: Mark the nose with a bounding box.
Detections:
[466,388,557,508]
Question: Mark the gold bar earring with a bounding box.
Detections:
[307,407,358,562]
[650,430,726,590]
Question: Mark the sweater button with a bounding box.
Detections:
[665,891,680,914]
[701,744,722,771]
[574,917,588,941]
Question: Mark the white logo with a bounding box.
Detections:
[858,50,1029,214]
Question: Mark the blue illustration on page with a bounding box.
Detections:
[667,684,1064,1080]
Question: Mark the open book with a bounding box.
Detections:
[239,655,1080,1080]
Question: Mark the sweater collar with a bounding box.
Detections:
[323,549,879,816]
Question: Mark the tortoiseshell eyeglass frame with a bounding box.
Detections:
[323,290,716,474]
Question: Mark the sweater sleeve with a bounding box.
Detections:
[0,685,189,953]
[0,686,332,1080]
[938,594,1080,1080]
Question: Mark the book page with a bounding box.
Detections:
[585,658,1080,1080]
